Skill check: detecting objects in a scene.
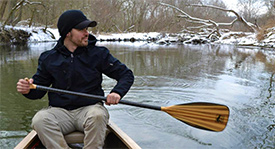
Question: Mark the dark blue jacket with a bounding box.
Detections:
[24,35,134,110]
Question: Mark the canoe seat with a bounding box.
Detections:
[64,131,84,144]
[64,129,111,144]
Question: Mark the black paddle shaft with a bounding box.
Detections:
[35,85,162,111]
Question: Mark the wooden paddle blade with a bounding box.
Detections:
[161,102,229,132]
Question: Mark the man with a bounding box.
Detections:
[16,10,134,149]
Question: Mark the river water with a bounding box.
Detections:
[0,42,274,148]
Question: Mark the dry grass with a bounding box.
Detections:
[256,18,275,41]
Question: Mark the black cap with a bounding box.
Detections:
[57,10,97,38]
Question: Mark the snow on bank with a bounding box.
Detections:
[3,26,58,42]
[217,29,275,47]
[3,25,275,48]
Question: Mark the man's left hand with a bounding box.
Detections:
[105,92,121,106]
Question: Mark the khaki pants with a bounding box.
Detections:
[31,103,109,149]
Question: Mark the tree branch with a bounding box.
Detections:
[160,2,221,36]
[1,0,45,29]
[159,2,260,35]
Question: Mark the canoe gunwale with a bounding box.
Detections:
[15,130,38,149]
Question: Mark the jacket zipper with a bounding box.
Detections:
[71,53,74,63]
[67,53,74,89]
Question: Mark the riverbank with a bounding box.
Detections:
[0,25,274,48]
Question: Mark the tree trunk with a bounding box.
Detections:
[2,0,25,29]
[0,1,8,21]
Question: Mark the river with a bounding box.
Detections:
[0,42,274,148]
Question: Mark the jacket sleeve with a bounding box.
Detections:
[23,52,53,99]
[101,48,134,98]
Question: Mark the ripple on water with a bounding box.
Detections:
[0,131,28,148]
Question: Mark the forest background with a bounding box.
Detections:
[0,0,274,35]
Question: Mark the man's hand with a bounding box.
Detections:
[16,78,33,94]
[105,92,121,106]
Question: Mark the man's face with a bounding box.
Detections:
[67,28,89,47]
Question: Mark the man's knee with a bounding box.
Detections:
[86,111,107,124]
[31,110,54,130]
[84,105,109,127]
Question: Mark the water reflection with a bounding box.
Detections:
[0,42,274,148]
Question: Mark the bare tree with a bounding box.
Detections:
[159,2,260,37]
[238,0,264,21]
[0,0,273,34]
[0,1,8,21]
[1,0,44,29]
[263,0,275,16]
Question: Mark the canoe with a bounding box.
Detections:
[15,120,141,149]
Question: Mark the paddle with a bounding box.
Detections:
[27,82,229,132]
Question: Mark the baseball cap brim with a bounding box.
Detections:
[74,20,97,29]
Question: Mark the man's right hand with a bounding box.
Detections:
[17,78,33,94]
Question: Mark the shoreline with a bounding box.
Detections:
[0,26,274,49]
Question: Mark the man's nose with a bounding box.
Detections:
[83,28,89,34]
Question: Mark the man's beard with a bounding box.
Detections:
[69,34,88,47]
